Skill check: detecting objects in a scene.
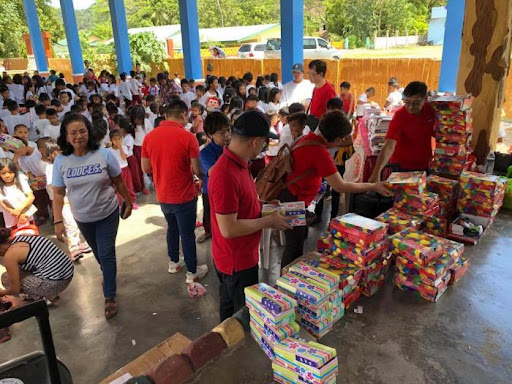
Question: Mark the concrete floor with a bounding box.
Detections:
[1,194,512,384]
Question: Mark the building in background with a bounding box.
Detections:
[427,6,447,45]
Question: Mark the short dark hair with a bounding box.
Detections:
[120,72,127,81]
[55,78,65,87]
[403,81,428,98]
[288,112,307,125]
[106,102,118,114]
[326,97,343,111]
[164,99,189,118]
[109,128,122,140]
[0,87,8,94]
[14,124,28,132]
[7,101,19,112]
[154,116,165,128]
[51,99,61,107]
[204,111,230,136]
[268,87,281,103]
[191,102,205,114]
[366,87,375,94]
[35,104,47,115]
[58,113,99,155]
[70,105,81,113]
[242,72,253,83]
[340,81,350,89]
[309,60,327,77]
[318,110,352,143]
[246,94,259,102]
[195,84,205,93]
[180,78,189,86]
[46,108,57,116]
[288,103,305,115]
[39,93,50,102]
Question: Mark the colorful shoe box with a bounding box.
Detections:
[245,296,296,329]
[375,208,423,235]
[250,318,300,361]
[394,190,439,213]
[299,303,344,339]
[385,171,427,195]
[330,238,389,268]
[343,286,361,309]
[434,108,472,125]
[317,232,335,254]
[250,322,277,360]
[276,274,330,306]
[459,172,507,195]
[421,216,448,238]
[329,213,388,249]
[389,228,445,267]
[244,283,296,315]
[288,261,340,293]
[438,238,465,261]
[249,306,300,342]
[449,257,470,285]
[430,95,473,112]
[430,153,469,177]
[435,131,471,145]
[262,201,306,226]
[295,290,342,322]
[457,185,506,218]
[274,338,338,381]
[395,253,455,287]
[434,122,473,135]
[272,359,338,384]
[426,174,459,201]
[393,272,450,302]
[317,255,363,296]
[360,253,392,297]
[434,143,468,157]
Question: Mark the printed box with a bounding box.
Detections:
[449,257,470,285]
[262,201,306,226]
[395,253,455,287]
[246,296,296,329]
[389,228,445,267]
[385,171,427,195]
[375,208,424,235]
[288,261,340,293]
[317,255,363,296]
[394,190,439,213]
[393,272,450,302]
[244,283,296,315]
[331,238,389,268]
[276,274,330,306]
[329,213,388,248]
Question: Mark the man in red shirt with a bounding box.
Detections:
[281,111,392,267]
[308,60,337,121]
[141,99,208,284]
[209,110,291,321]
[369,81,435,182]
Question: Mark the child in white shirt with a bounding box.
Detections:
[109,129,137,209]
[43,109,61,141]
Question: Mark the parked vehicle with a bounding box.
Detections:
[264,37,342,60]
[237,43,267,59]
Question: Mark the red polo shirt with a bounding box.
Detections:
[310,82,337,118]
[141,120,199,204]
[386,104,436,171]
[286,132,338,206]
[209,148,262,275]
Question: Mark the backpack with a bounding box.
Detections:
[255,139,324,202]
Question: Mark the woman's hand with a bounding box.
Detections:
[55,222,66,242]
[122,203,133,220]
[373,182,393,197]
[269,211,293,231]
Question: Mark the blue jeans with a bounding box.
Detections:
[160,199,197,274]
[76,209,119,299]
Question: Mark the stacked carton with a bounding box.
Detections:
[245,283,300,360]
[390,228,466,301]
[430,95,473,177]
[375,208,423,235]
[368,116,392,155]
[328,213,390,298]
[273,338,339,384]
[276,262,343,338]
[457,172,507,219]
[386,171,439,216]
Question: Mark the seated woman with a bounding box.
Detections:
[0,228,74,302]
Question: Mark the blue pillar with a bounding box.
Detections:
[178,0,203,79]
[439,0,466,92]
[23,0,49,74]
[60,0,84,82]
[280,0,304,84]
[109,0,133,74]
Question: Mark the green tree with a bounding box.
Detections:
[129,32,165,71]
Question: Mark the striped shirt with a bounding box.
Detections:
[13,236,74,280]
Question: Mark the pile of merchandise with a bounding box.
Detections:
[430,95,473,178]
[367,116,392,155]
[390,228,468,302]
[276,262,344,338]
[316,213,391,308]
[245,283,300,361]
[273,338,339,384]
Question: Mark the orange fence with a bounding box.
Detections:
[4,58,29,71]
[48,58,72,80]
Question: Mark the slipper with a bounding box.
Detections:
[104,298,117,320]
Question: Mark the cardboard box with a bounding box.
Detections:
[389,228,445,267]
[317,254,363,295]
[273,359,338,384]
[430,94,473,112]
[317,232,335,254]
[385,171,427,195]
[262,201,306,226]
[276,273,330,306]
[331,238,389,268]
[360,254,392,297]
[393,273,450,302]
[246,296,296,328]
[329,213,388,248]
[449,257,470,285]
[434,143,468,157]
[244,283,296,315]
[288,261,340,293]
[375,208,423,235]
[394,190,439,213]
[101,333,191,384]
[395,254,455,287]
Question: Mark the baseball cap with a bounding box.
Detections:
[232,110,279,139]
[388,77,399,86]
[292,63,303,73]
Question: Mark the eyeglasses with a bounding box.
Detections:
[404,99,424,107]
[67,129,88,137]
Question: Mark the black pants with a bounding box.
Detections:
[217,265,259,322]
[314,165,345,219]
[203,194,211,234]
[279,188,307,268]
[33,189,50,220]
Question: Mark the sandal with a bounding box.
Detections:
[0,328,11,343]
[104,298,117,320]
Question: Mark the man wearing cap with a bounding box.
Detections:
[282,63,315,107]
[208,109,292,321]
[384,77,403,111]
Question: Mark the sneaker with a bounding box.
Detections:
[79,243,92,254]
[186,265,208,283]
[196,232,212,243]
[168,260,185,274]
[142,188,150,195]
[0,328,11,343]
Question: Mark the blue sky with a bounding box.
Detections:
[50,0,95,10]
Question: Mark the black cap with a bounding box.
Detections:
[292,63,304,73]
[232,110,279,139]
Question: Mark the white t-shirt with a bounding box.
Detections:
[0,173,37,228]
[267,101,281,113]
[282,79,314,106]
[386,90,403,108]
[257,101,268,113]
[6,113,31,135]
[270,82,284,90]
[199,90,222,108]
[180,91,196,109]
[130,79,141,96]
[109,146,128,168]
[33,119,48,140]
[45,162,54,200]
[356,93,368,117]
[123,134,135,157]
[44,123,61,141]
[18,142,46,177]
[134,119,153,146]
[146,107,157,128]
[7,84,25,105]
[278,124,312,151]
[119,81,132,101]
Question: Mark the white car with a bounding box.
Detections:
[237,43,266,59]
[264,37,342,60]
